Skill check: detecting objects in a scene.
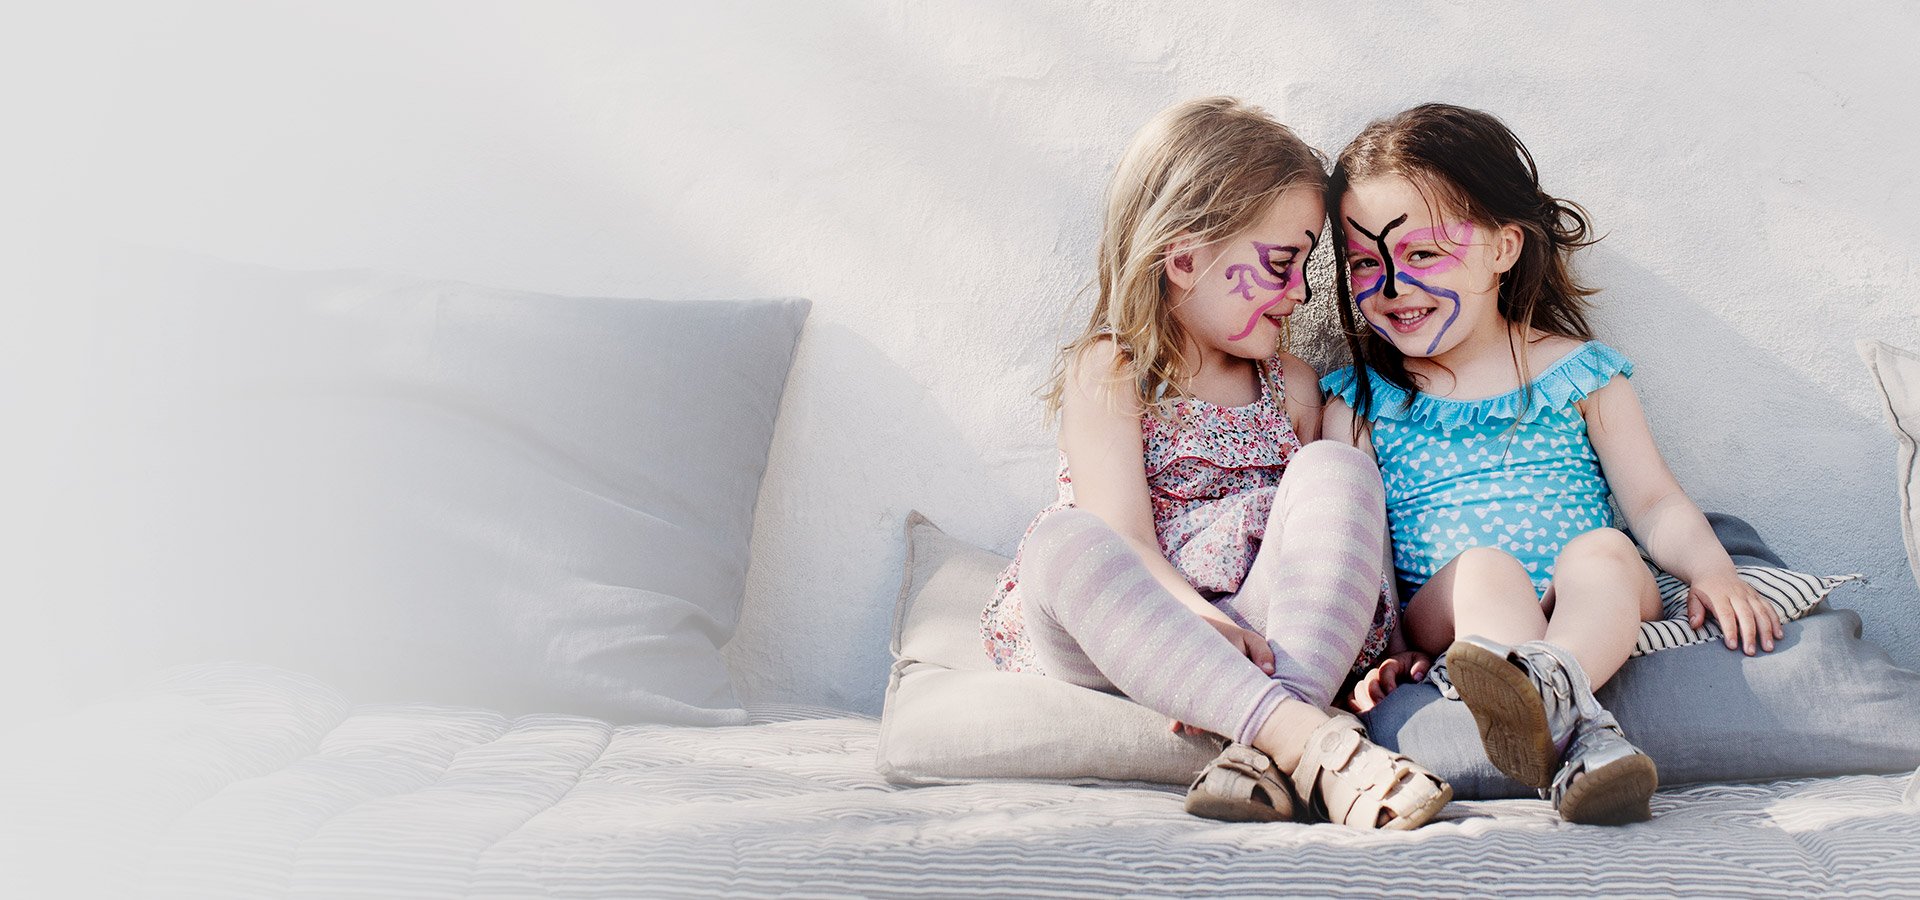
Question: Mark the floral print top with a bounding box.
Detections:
[982,356,1394,677]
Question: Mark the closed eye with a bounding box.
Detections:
[1261,247,1299,281]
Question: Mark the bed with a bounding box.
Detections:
[14,250,1920,898]
[6,662,1917,898]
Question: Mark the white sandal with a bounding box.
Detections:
[1184,743,1299,823]
[1289,713,1452,830]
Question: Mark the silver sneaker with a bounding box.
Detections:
[1448,637,1657,821]
[1550,701,1658,825]
[1444,636,1585,789]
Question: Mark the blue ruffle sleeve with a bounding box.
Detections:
[1317,341,1632,429]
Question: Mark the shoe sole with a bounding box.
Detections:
[1560,752,1658,825]
[1446,640,1558,789]
[1183,791,1289,823]
[1377,779,1454,832]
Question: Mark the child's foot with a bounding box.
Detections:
[1552,709,1657,825]
[1444,636,1581,788]
[1185,743,1300,823]
[1288,712,1452,830]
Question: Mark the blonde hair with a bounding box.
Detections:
[1041,96,1326,418]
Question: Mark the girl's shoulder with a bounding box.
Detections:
[1321,340,1632,430]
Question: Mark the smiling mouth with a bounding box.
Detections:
[1383,307,1435,334]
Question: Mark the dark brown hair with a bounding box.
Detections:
[1327,103,1599,424]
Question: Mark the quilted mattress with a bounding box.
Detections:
[4,663,1918,898]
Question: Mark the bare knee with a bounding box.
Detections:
[1555,528,1641,572]
[1453,546,1531,581]
[1551,527,1659,617]
[1442,547,1539,612]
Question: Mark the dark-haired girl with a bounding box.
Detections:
[1321,104,1780,825]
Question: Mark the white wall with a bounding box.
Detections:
[11,1,1917,713]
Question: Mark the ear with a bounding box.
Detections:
[1163,234,1204,292]
[1489,222,1525,274]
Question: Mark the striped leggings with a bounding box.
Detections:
[1017,441,1388,745]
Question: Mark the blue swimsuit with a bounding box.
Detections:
[1321,341,1634,596]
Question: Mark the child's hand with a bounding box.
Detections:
[1205,618,1277,675]
[1687,572,1783,655]
[1347,651,1431,714]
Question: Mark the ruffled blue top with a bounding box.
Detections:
[1320,341,1634,595]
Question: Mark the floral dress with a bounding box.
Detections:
[982,356,1395,678]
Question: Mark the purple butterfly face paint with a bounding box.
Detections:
[1345,216,1477,356]
[1222,231,1316,341]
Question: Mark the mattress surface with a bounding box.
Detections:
[5,663,1918,898]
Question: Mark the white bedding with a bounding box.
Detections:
[4,663,1917,898]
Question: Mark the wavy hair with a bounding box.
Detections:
[1041,96,1326,418]
[1327,103,1599,425]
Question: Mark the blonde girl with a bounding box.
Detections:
[981,97,1449,829]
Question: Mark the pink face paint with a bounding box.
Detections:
[1223,232,1315,341]
[1392,221,1474,276]
[1346,214,1470,354]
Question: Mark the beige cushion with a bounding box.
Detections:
[1860,340,1920,593]
[875,512,1218,785]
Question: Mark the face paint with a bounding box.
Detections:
[1346,216,1475,354]
[1222,231,1316,341]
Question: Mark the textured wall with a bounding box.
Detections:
[14,2,1918,713]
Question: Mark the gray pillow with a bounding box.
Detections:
[1364,607,1920,798]
[1364,513,1920,798]
[35,246,807,724]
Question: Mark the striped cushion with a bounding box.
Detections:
[1634,563,1860,656]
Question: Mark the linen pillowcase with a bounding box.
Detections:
[1860,339,1920,593]
[35,246,807,724]
[876,513,1220,785]
[879,511,1920,795]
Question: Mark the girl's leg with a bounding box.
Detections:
[1214,441,1388,710]
[1015,507,1321,763]
[1539,528,1663,688]
[1433,529,1662,822]
[1021,504,1452,830]
[1403,546,1546,656]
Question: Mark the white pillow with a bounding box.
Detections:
[877,513,1219,786]
[28,246,808,724]
[1860,339,1920,594]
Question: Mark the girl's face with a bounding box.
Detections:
[1169,184,1324,362]
[1341,175,1516,361]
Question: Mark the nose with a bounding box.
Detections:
[1291,272,1312,305]
[1381,273,1399,301]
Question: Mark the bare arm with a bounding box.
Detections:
[1320,397,1377,460]
[1583,376,1781,652]
[1058,340,1238,629]
[1278,351,1322,444]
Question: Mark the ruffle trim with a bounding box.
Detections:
[1319,341,1633,429]
[1142,356,1297,473]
